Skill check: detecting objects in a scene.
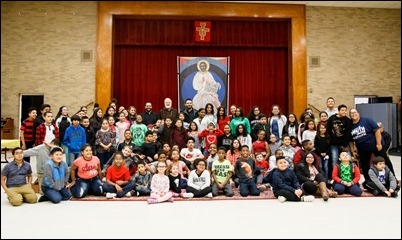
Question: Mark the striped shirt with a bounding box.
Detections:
[20,117,35,143]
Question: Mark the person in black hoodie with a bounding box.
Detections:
[80,116,96,154]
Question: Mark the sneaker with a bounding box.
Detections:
[147,198,158,204]
[303,195,315,202]
[257,184,267,192]
[278,196,286,203]
[106,193,117,199]
[125,192,131,197]
[168,197,174,203]
[205,193,213,198]
[182,193,194,198]
[372,190,380,196]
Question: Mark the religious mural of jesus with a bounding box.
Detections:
[178,57,229,112]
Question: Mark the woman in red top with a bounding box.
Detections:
[216,106,231,132]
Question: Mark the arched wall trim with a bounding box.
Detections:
[96,1,306,116]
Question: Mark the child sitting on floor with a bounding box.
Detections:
[133,161,152,196]
[365,156,399,197]
[211,147,234,197]
[332,151,362,196]
[102,151,135,198]
[255,153,269,192]
[264,156,315,203]
[186,159,213,198]
[147,161,174,204]
[168,162,191,198]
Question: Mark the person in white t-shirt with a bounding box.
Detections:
[180,137,204,170]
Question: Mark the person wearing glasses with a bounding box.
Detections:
[349,108,397,187]
[1,147,37,206]
[147,161,173,204]
[186,158,213,198]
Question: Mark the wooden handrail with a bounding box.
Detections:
[85,101,94,108]
[307,103,321,113]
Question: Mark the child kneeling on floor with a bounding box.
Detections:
[264,156,315,203]
[39,146,72,203]
[234,145,260,197]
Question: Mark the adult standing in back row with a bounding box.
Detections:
[348,109,397,185]
[141,102,159,127]
[159,98,179,123]
[324,97,338,117]
[268,104,287,142]
[181,98,198,124]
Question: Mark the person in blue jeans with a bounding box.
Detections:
[332,151,362,196]
[39,146,72,203]
[102,151,135,198]
[234,145,260,197]
[69,144,104,198]
[326,104,352,180]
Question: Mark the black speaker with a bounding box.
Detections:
[369,97,393,103]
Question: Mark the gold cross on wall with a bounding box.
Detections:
[196,22,210,40]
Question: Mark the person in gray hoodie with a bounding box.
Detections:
[23,138,60,195]
[365,156,399,197]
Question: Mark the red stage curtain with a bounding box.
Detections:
[113,19,289,116]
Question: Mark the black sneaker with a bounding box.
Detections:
[372,190,379,196]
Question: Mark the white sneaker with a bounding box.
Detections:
[303,195,315,202]
[106,193,117,199]
[205,193,213,198]
[182,193,194,198]
[278,196,286,203]
[125,192,131,197]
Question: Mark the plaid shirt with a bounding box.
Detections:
[35,123,59,146]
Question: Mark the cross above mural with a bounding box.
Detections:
[195,21,211,42]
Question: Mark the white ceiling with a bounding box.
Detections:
[234,1,401,9]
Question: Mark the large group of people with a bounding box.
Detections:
[1,97,399,206]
